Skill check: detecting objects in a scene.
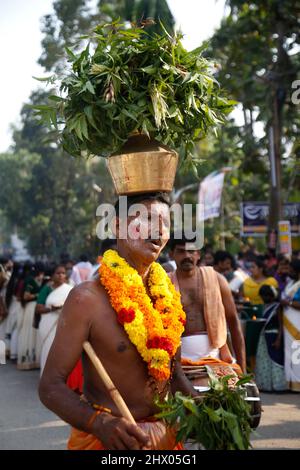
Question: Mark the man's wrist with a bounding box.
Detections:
[90,410,111,437]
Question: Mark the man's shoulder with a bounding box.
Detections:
[199,265,220,280]
[59,280,111,328]
[65,279,107,314]
[70,279,105,299]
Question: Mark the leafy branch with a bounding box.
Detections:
[155,371,253,450]
[32,21,234,164]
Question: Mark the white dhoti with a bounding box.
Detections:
[181,334,220,361]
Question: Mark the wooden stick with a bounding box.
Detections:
[83,341,136,425]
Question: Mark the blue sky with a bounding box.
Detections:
[0,0,226,152]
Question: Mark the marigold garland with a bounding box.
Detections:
[99,249,186,382]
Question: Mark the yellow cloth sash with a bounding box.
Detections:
[283,315,300,341]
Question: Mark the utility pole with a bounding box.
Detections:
[267,13,286,251]
[268,106,282,250]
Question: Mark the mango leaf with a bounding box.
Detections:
[48,95,64,102]
[85,81,95,95]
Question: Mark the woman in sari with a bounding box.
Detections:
[17,265,44,370]
[4,263,24,360]
[281,260,300,392]
[242,256,278,305]
[255,285,286,391]
[36,265,72,374]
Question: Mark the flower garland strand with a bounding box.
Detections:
[99,250,186,382]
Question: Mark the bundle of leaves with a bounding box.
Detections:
[33,21,234,166]
[155,371,253,450]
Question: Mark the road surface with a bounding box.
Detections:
[0,360,299,450]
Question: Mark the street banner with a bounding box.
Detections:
[278,220,292,256]
[240,202,300,237]
[198,171,225,221]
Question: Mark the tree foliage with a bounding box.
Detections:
[34,22,233,164]
[205,0,300,189]
[190,0,300,248]
[2,0,176,259]
[2,90,114,259]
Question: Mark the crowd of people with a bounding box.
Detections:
[1,242,300,394]
[162,244,300,393]
[0,256,94,375]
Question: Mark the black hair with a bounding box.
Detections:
[79,254,89,262]
[168,233,197,252]
[5,262,21,308]
[32,262,45,276]
[114,192,171,218]
[291,259,300,275]
[214,250,235,269]
[100,238,117,255]
[259,284,278,301]
[276,254,290,266]
[46,263,66,278]
[251,255,268,276]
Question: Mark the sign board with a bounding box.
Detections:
[278,220,292,256]
[240,202,300,237]
[198,171,225,221]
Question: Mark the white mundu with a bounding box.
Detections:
[181,334,220,361]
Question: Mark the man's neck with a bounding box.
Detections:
[176,266,198,279]
[116,246,151,284]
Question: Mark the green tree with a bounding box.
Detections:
[205,0,300,239]
[39,0,175,72]
[5,0,175,259]
[9,90,114,259]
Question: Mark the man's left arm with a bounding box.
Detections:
[217,273,247,373]
[170,348,198,397]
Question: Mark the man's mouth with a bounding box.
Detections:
[147,239,162,250]
[181,260,193,266]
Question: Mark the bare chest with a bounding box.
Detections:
[177,271,206,334]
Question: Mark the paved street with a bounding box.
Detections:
[0,360,68,450]
[0,360,300,450]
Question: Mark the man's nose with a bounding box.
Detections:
[182,250,191,257]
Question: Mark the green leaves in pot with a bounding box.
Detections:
[33,21,235,160]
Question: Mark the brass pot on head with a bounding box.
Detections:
[106,134,178,195]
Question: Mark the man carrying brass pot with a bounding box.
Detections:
[39,192,197,450]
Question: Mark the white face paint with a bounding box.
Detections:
[184,242,198,251]
[124,200,170,264]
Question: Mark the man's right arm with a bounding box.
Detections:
[38,284,149,450]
